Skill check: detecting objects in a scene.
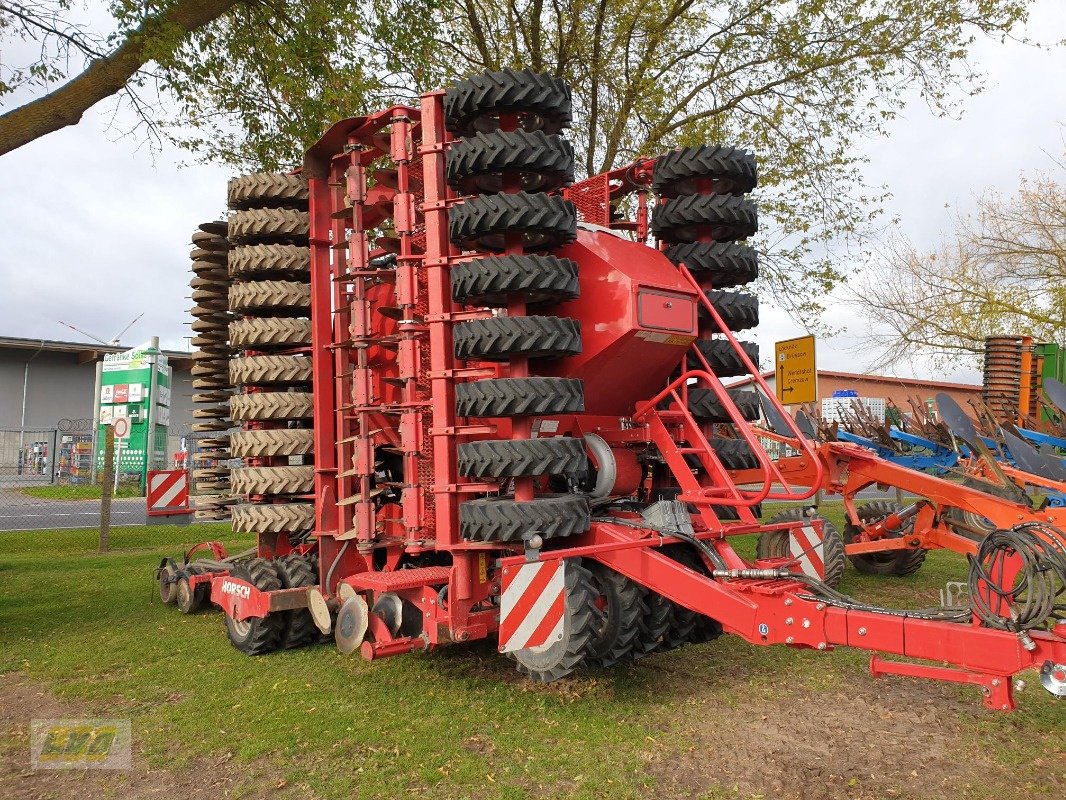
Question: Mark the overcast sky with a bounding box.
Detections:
[1,1,1064,387]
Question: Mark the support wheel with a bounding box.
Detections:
[699,291,759,332]
[688,340,759,376]
[224,558,286,655]
[457,437,587,479]
[583,562,647,668]
[158,559,178,604]
[844,501,927,577]
[631,591,673,659]
[652,195,758,244]
[444,68,572,137]
[653,146,757,197]
[454,316,581,361]
[456,377,584,417]
[451,255,579,307]
[664,243,759,288]
[275,553,319,649]
[685,388,760,423]
[449,192,576,252]
[175,567,207,614]
[447,130,575,194]
[757,507,846,589]
[460,495,590,541]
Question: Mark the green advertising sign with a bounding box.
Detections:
[95,341,171,481]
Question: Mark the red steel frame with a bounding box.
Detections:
[202,88,1066,710]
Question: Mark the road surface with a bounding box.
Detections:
[0,488,145,531]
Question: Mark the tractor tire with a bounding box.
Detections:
[449,192,576,252]
[583,562,647,668]
[651,195,758,244]
[451,254,579,307]
[229,355,312,386]
[699,291,759,332]
[229,244,310,278]
[231,502,315,534]
[457,437,587,478]
[224,559,287,655]
[274,553,318,649]
[756,507,846,589]
[229,318,312,349]
[844,501,927,577]
[455,377,584,417]
[711,438,758,470]
[230,392,313,421]
[459,494,590,542]
[228,280,311,314]
[664,243,758,288]
[653,145,757,197]
[447,130,575,194]
[669,547,723,644]
[631,591,673,659]
[231,466,315,496]
[454,316,581,361]
[444,68,572,137]
[686,388,760,423]
[688,339,759,377]
[227,173,308,210]
[230,429,314,458]
[228,208,309,243]
[659,547,699,651]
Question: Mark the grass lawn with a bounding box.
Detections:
[0,507,1062,799]
[20,483,143,500]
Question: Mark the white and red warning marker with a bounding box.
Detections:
[498,560,565,653]
[147,469,190,517]
[789,523,826,579]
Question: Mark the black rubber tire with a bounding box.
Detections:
[229,318,312,349]
[457,437,587,478]
[447,130,575,194]
[583,561,647,669]
[686,388,760,422]
[844,501,927,577]
[711,438,758,470]
[756,507,846,589]
[699,291,759,332]
[449,192,576,252]
[456,377,584,417]
[230,428,314,458]
[454,316,581,361]
[459,494,590,542]
[444,68,572,137]
[652,195,758,244]
[228,209,309,244]
[653,146,757,197]
[510,559,599,682]
[224,559,286,655]
[451,254,579,307]
[275,553,319,649]
[227,173,308,209]
[228,244,310,278]
[631,591,673,659]
[669,547,723,645]
[688,340,759,377]
[665,243,759,288]
[175,569,207,614]
[944,476,1014,542]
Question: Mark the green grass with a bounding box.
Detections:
[20,483,143,500]
[0,509,1062,799]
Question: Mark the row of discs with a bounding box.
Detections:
[189,221,236,520]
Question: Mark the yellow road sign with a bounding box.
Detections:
[774,335,817,405]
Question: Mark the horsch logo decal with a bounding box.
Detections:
[221,579,251,599]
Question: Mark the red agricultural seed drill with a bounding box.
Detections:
[160,70,1066,710]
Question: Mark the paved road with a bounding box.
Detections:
[0,488,145,531]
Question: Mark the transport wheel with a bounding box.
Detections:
[455,377,584,417]
[228,280,311,314]
[583,561,647,668]
[684,388,760,423]
[229,355,312,386]
[158,560,178,604]
[757,507,846,589]
[229,317,311,349]
[451,254,579,306]
[453,316,581,360]
[688,339,759,376]
[228,208,309,243]
[653,145,757,197]
[843,501,927,577]
[224,559,287,655]
[229,392,314,421]
[230,428,314,458]
[230,502,315,534]
[444,68,572,137]
[710,438,759,470]
[654,546,698,650]
[669,547,723,644]
[227,173,308,209]
[664,243,758,288]
[943,476,1015,542]
[447,130,575,194]
[459,494,590,542]
[651,195,758,244]
[699,291,759,332]
[230,466,315,496]
[275,553,319,649]
[457,437,587,478]
[229,243,310,278]
[449,192,577,252]
[510,559,599,682]
[631,591,673,659]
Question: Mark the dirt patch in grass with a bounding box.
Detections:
[0,673,306,799]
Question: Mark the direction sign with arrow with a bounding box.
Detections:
[774,335,817,405]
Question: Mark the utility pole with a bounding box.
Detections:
[99,424,115,553]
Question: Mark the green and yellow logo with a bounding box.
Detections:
[31,719,131,770]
